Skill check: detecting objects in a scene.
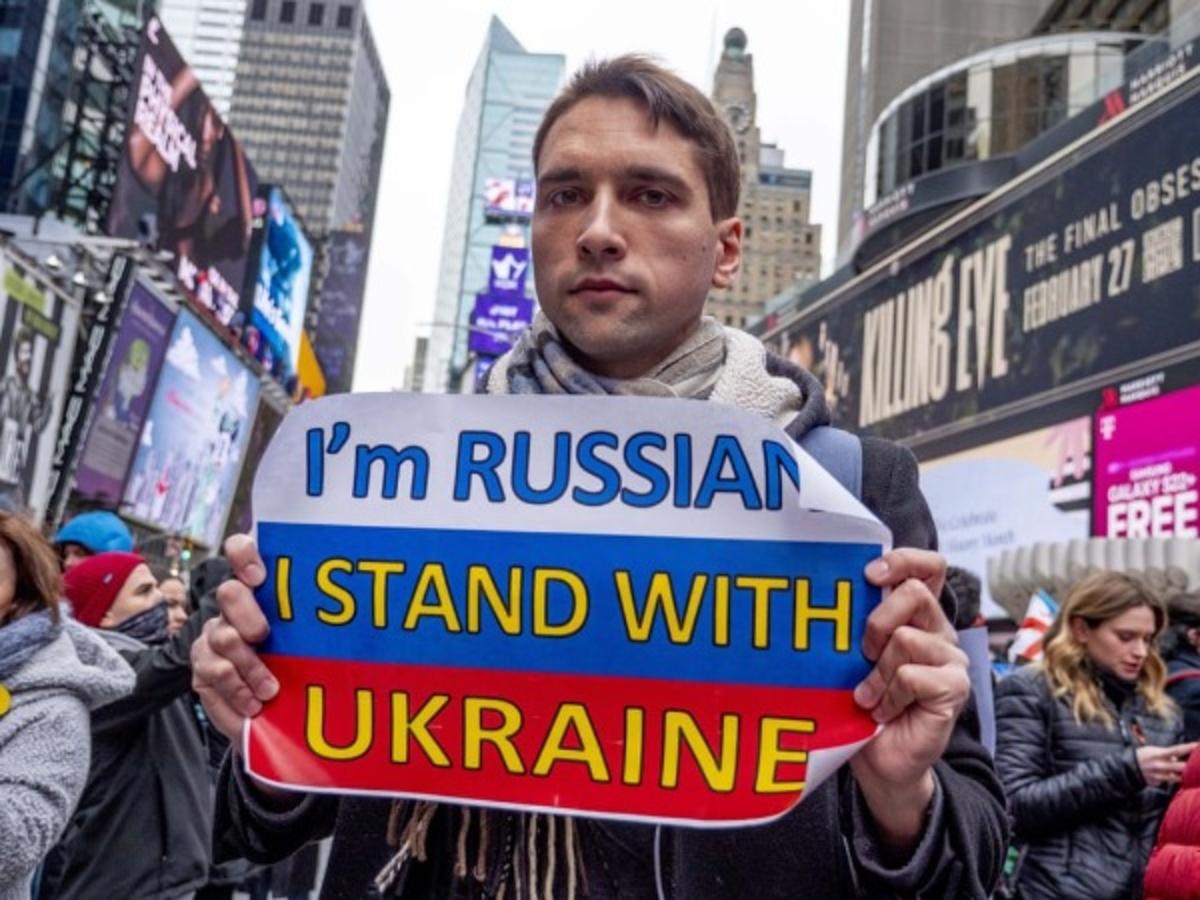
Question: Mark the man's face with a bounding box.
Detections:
[100,563,163,628]
[60,543,92,571]
[15,340,32,381]
[160,577,188,636]
[532,97,741,378]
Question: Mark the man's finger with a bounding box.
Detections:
[204,617,279,702]
[854,625,967,709]
[870,662,969,724]
[225,533,267,587]
[216,578,270,644]
[864,547,947,595]
[862,578,955,661]
[194,685,247,746]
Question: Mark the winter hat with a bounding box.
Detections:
[64,552,146,627]
[53,511,134,554]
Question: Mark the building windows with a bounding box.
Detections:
[308,2,325,26]
[337,4,354,28]
[251,0,268,19]
[281,1,296,23]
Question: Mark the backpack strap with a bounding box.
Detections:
[1166,669,1200,687]
[797,426,863,500]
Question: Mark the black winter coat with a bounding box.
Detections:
[1165,648,1200,741]
[994,664,1182,900]
[213,364,1008,899]
[37,563,226,900]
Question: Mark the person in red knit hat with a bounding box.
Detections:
[1145,746,1200,900]
[37,552,228,900]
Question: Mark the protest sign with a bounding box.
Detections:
[245,394,890,826]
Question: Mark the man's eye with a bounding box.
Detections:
[549,188,582,206]
[639,189,671,208]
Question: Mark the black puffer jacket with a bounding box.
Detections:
[995,664,1181,900]
[1165,647,1200,741]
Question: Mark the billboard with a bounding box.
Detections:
[312,229,370,395]
[243,187,312,382]
[1094,384,1200,538]
[774,80,1200,442]
[0,260,80,519]
[223,398,284,539]
[920,417,1093,618]
[73,283,176,505]
[484,176,535,220]
[107,16,257,327]
[121,309,261,547]
[469,293,533,356]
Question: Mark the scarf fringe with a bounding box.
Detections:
[375,802,589,898]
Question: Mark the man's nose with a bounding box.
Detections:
[576,193,626,261]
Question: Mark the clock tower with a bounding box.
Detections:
[708,28,822,329]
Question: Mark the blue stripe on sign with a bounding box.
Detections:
[256,521,881,690]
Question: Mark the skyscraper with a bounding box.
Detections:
[709,28,820,327]
[229,0,390,239]
[421,17,563,394]
[837,0,1048,257]
[157,0,247,117]
[228,0,389,390]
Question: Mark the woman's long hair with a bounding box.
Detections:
[1039,572,1173,728]
[0,512,62,626]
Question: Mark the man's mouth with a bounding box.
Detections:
[569,277,635,295]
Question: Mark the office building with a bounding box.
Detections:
[709,28,820,327]
[422,16,563,394]
[157,0,247,117]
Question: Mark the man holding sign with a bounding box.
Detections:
[194,57,1005,898]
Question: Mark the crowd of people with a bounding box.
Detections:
[1,54,1198,900]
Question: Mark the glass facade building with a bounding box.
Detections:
[864,32,1152,207]
[423,17,563,394]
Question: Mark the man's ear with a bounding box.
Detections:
[711,217,742,290]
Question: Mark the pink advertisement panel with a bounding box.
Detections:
[1094,384,1200,538]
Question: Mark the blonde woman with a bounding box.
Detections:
[996,572,1196,899]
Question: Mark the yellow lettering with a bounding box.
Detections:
[359,560,406,629]
[532,568,588,637]
[532,702,610,782]
[390,692,451,766]
[305,685,372,760]
[623,706,645,785]
[463,697,524,773]
[275,556,293,621]
[793,580,852,652]
[661,710,739,792]
[713,574,729,647]
[614,571,706,644]
[755,716,814,793]
[403,563,462,632]
[734,576,790,649]
[466,565,522,634]
[315,558,355,625]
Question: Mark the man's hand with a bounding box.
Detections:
[850,548,970,856]
[191,534,279,746]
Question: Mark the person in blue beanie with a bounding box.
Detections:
[52,511,134,571]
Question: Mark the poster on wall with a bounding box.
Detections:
[73,283,176,505]
[243,187,312,383]
[920,417,1092,618]
[121,309,261,547]
[106,16,258,327]
[0,261,80,520]
[312,229,369,395]
[1094,384,1199,538]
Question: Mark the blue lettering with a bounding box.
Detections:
[454,431,506,502]
[306,428,323,497]
[673,433,692,509]
[762,440,800,511]
[353,445,430,499]
[621,433,670,508]
[572,431,621,506]
[694,435,763,510]
[512,431,571,504]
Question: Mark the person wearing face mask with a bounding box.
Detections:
[995,572,1196,900]
[36,551,223,900]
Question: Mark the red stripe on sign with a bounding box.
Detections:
[246,655,877,824]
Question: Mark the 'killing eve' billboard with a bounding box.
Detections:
[775,80,1200,441]
[106,16,257,328]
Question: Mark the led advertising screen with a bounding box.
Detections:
[1094,384,1200,539]
[74,283,176,505]
[0,259,81,520]
[312,229,369,395]
[107,16,257,328]
[122,309,261,547]
[484,176,534,220]
[243,187,312,383]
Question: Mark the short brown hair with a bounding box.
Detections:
[0,512,63,624]
[532,55,741,220]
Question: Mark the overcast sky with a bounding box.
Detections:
[353,1,852,391]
